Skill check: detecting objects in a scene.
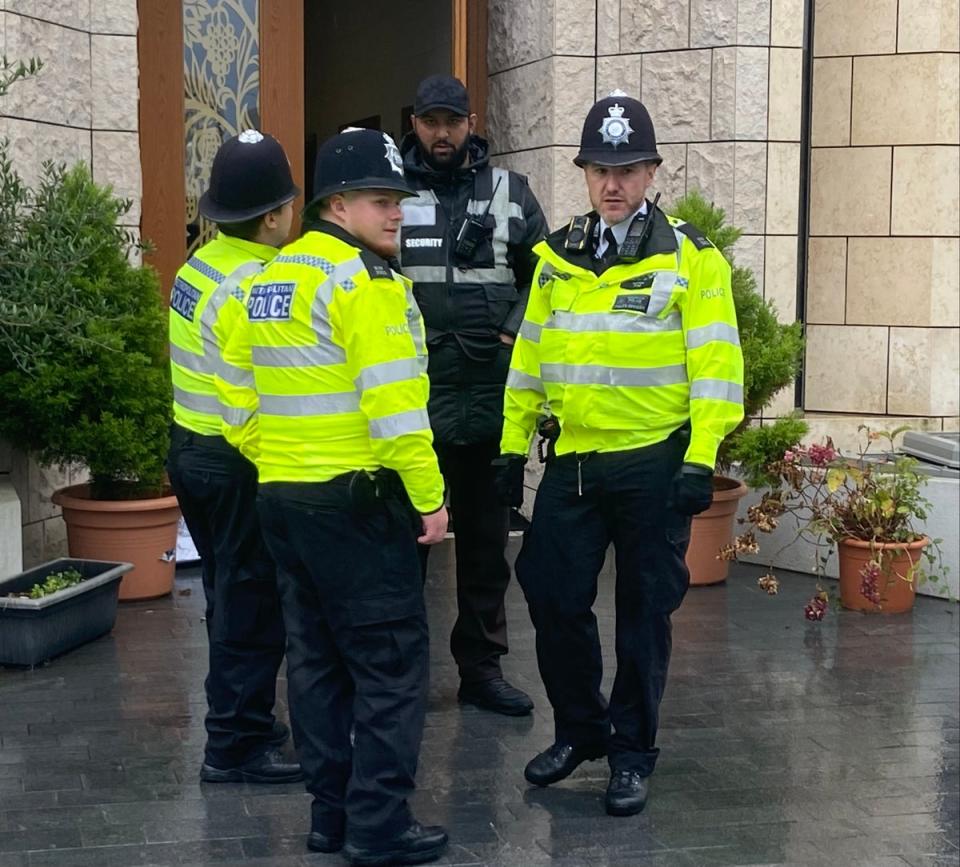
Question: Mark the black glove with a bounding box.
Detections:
[668,463,714,516]
[492,455,527,507]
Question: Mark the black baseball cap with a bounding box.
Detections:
[414,74,469,116]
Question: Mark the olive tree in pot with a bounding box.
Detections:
[0,147,178,600]
[669,191,805,585]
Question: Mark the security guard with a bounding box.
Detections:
[399,74,547,716]
[166,130,302,784]
[496,92,744,816]
[237,128,449,865]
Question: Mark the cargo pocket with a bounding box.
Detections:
[483,283,519,329]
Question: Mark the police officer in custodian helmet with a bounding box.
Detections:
[495,92,745,816]
[222,127,450,866]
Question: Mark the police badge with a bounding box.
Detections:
[383,133,404,176]
[599,103,634,148]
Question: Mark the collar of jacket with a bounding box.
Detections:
[399,132,490,182]
[215,231,278,263]
[305,219,401,274]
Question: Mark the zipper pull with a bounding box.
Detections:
[577,457,583,497]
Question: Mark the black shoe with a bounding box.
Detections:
[199,748,304,784]
[524,741,606,786]
[343,821,448,866]
[307,830,344,853]
[267,719,290,747]
[605,769,649,816]
[458,677,534,716]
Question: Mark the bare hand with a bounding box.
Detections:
[499,332,515,346]
[417,506,449,545]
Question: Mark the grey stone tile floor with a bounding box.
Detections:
[0,539,957,866]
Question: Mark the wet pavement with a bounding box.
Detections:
[0,540,957,867]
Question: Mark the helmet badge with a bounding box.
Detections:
[598,103,633,148]
[383,133,404,177]
[238,129,264,144]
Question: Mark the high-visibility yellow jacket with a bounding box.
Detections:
[169,233,276,436]
[501,208,745,469]
[228,221,444,514]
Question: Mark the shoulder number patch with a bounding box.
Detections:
[247,282,295,321]
[170,277,201,321]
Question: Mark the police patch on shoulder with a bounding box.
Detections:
[170,276,201,321]
[612,293,650,313]
[619,273,655,290]
[247,282,295,321]
[675,222,713,250]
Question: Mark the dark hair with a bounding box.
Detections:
[216,213,267,241]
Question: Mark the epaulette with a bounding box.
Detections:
[359,249,394,282]
[674,221,714,251]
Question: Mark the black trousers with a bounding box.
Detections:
[515,430,691,776]
[257,477,429,846]
[421,439,511,683]
[166,425,285,768]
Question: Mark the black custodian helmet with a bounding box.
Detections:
[199,129,300,222]
[573,90,662,168]
[309,128,416,206]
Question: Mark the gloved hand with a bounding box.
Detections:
[668,463,714,516]
[492,455,527,507]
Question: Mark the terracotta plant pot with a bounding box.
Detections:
[685,476,749,586]
[838,536,929,614]
[51,485,181,601]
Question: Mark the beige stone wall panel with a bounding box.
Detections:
[765,141,800,234]
[0,116,90,187]
[2,12,92,128]
[813,0,897,56]
[5,0,90,30]
[641,50,712,143]
[90,0,138,35]
[555,0,596,55]
[686,142,736,219]
[852,54,960,147]
[846,238,960,327]
[897,0,960,52]
[92,35,139,131]
[488,0,555,73]
[771,0,805,46]
[732,234,766,295]
[620,0,690,52]
[597,0,621,54]
[801,413,944,452]
[553,145,589,226]
[804,324,889,413]
[734,141,768,234]
[92,131,142,223]
[809,146,891,236]
[892,146,960,236]
[764,234,799,321]
[711,48,737,140]
[739,0,773,45]
[595,54,641,100]
[26,459,68,524]
[805,236,847,323]
[651,143,687,207]
[768,48,803,142]
[492,147,555,229]
[811,57,852,147]
[735,47,770,140]
[888,327,960,416]
[690,0,738,48]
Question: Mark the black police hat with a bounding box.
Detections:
[414,74,469,116]
[309,128,417,206]
[573,90,662,168]
[199,130,300,223]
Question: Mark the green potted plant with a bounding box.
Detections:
[0,145,178,600]
[729,426,946,617]
[668,191,805,585]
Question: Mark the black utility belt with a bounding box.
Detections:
[170,423,233,451]
[260,469,406,514]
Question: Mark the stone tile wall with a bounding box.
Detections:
[0,1,140,569]
[804,0,960,437]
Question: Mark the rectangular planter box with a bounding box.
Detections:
[0,558,132,667]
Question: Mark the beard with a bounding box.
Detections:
[420,137,470,172]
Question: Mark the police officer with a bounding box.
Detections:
[166,130,303,784]
[235,127,449,865]
[399,74,547,716]
[495,91,745,815]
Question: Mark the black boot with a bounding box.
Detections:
[457,677,534,716]
[199,748,304,784]
[605,770,649,816]
[523,742,606,786]
[307,830,344,853]
[267,719,290,747]
[343,821,448,866]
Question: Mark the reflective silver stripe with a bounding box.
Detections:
[673,227,686,270]
[356,357,422,392]
[402,265,447,283]
[453,265,514,284]
[550,310,682,335]
[646,270,678,317]
[199,260,264,374]
[686,322,741,349]
[690,378,744,403]
[259,392,361,416]
[506,369,545,392]
[173,387,221,415]
[252,343,346,367]
[186,256,226,283]
[467,168,523,226]
[406,288,427,360]
[214,358,255,388]
[369,408,431,439]
[221,405,253,426]
[541,363,688,387]
[519,320,542,343]
[169,344,210,375]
